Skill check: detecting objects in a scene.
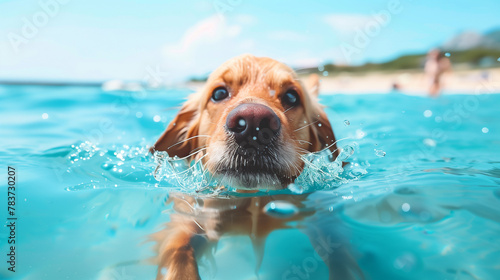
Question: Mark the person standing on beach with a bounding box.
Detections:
[424,49,451,96]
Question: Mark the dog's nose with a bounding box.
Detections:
[226,103,281,145]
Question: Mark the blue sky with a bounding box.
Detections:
[0,0,499,82]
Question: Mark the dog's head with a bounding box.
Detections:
[151,54,338,190]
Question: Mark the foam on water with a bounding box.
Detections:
[152,151,218,192]
[151,142,367,195]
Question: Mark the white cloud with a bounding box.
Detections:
[163,16,241,56]
[161,15,258,80]
[324,14,371,36]
[323,14,377,65]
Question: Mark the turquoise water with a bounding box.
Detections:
[1,84,500,280]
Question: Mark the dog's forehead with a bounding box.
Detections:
[210,56,298,89]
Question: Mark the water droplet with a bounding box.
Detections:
[482,127,489,133]
[42,113,49,119]
[318,123,322,127]
[287,183,304,194]
[374,149,386,157]
[356,129,365,139]
[263,201,299,218]
[153,115,161,122]
[256,127,260,131]
[402,203,410,212]
[445,52,451,57]
[269,90,276,97]
[322,71,329,76]
[344,120,350,126]
[252,136,257,140]
[136,112,143,118]
[423,110,432,118]
[238,119,246,127]
[423,138,436,147]
[318,65,324,71]
[497,57,500,62]
[337,144,355,161]
[435,116,442,123]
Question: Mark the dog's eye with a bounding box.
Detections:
[282,90,300,108]
[211,87,229,102]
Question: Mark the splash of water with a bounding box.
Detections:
[64,141,156,191]
[293,143,367,192]
[63,139,368,194]
[375,149,386,157]
[152,152,218,193]
[152,142,368,194]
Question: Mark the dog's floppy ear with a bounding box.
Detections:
[305,74,339,158]
[309,110,338,156]
[305,73,320,97]
[150,94,200,159]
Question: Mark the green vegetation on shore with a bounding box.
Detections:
[188,48,500,81]
[299,48,500,75]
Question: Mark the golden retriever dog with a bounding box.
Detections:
[149,54,353,280]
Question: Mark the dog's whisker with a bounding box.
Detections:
[294,139,313,146]
[322,136,352,151]
[297,156,328,175]
[176,146,207,160]
[192,219,205,231]
[296,147,311,156]
[294,120,319,132]
[167,135,212,150]
[283,106,294,113]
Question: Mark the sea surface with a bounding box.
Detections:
[1,84,499,280]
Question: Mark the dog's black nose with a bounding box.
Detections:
[226,103,281,145]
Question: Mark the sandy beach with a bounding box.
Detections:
[185,68,500,96]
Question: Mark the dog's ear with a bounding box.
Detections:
[309,110,338,157]
[150,94,200,159]
[304,74,339,157]
[305,73,320,97]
